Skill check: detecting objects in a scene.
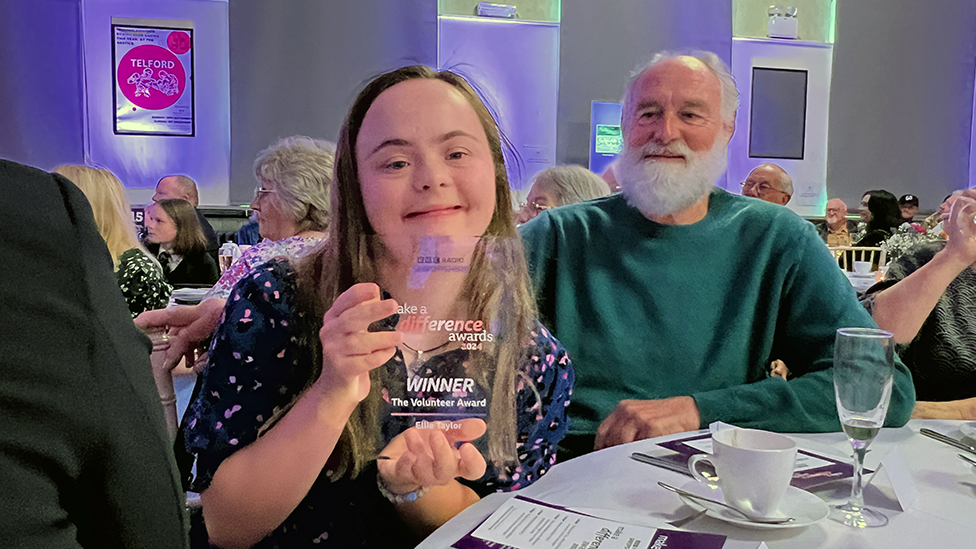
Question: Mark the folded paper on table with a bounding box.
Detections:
[658,432,871,490]
[453,496,727,549]
[866,447,918,511]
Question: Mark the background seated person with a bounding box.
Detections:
[740,163,792,205]
[815,198,858,247]
[145,198,219,287]
[0,160,187,548]
[520,49,915,459]
[855,189,902,247]
[236,216,261,246]
[899,194,920,224]
[54,164,171,317]
[205,135,334,300]
[154,174,220,262]
[923,191,963,232]
[864,189,976,419]
[517,164,611,224]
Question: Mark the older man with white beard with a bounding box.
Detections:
[520,50,915,460]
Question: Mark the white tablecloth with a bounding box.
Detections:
[418,420,976,548]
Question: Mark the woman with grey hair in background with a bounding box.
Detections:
[205,135,335,300]
[517,164,611,224]
[136,136,336,497]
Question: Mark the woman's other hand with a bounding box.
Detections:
[770,359,790,380]
[943,192,976,267]
[135,298,226,373]
[377,419,488,496]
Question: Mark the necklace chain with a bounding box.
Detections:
[401,340,451,357]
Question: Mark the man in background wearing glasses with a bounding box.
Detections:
[815,198,858,246]
[741,163,792,206]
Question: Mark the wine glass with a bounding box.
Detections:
[830,327,895,528]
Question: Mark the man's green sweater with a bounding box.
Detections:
[520,189,915,436]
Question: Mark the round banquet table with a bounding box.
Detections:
[418,420,976,549]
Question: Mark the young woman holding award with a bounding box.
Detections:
[182,66,574,549]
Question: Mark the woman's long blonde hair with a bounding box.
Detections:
[54,165,141,270]
[291,66,538,478]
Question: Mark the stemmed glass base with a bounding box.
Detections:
[829,503,888,528]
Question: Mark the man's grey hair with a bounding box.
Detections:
[254,135,336,233]
[158,175,199,207]
[624,49,739,126]
[532,165,611,206]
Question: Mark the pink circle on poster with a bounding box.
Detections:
[167,31,191,55]
[117,45,186,110]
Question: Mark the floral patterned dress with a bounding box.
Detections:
[116,247,171,318]
[184,259,574,548]
[203,235,322,301]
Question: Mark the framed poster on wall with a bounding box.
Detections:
[112,18,194,136]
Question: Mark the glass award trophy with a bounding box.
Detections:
[371,235,518,446]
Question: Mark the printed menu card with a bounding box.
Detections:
[453,496,727,549]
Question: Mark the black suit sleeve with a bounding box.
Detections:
[0,160,187,548]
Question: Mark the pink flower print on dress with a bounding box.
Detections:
[224,404,242,418]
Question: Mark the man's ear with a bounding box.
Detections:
[780,194,792,206]
[723,121,735,143]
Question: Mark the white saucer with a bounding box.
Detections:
[676,480,829,530]
[959,422,976,442]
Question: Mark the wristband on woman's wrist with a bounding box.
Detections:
[376,474,428,504]
[160,394,177,406]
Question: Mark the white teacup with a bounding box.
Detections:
[688,428,797,518]
[853,261,872,274]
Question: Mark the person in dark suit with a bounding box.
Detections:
[153,175,219,262]
[0,159,188,548]
[145,199,219,287]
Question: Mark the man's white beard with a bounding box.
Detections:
[617,137,728,217]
